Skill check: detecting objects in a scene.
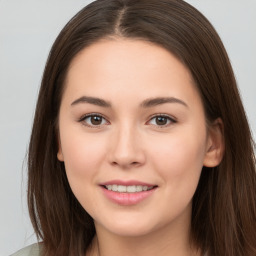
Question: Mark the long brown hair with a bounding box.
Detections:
[27,0,256,255]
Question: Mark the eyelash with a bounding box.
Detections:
[147,114,177,128]
[78,113,177,128]
[78,113,109,128]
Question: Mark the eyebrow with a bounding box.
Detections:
[140,97,188,108]
[71,96,188,108]
[71,96,111,107]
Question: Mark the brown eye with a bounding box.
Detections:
[148,115,176,127]
[156,116,168,125]
[81,114,108,127]
[91,115,103,125]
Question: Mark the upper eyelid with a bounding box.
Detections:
[79,113,108,122]
[147,113,177,122]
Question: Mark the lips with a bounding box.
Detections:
[100,180,158,205]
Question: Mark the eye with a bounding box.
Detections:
[147,114,176,127]
[79,114,109,127]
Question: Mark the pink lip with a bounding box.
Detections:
[100,180,157,206]
[100,180,155,187]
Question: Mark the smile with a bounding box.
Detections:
[101,181,158,205]
[104,185,154,193]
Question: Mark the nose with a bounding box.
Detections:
[108,124,146,169]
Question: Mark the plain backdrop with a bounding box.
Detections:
[0,0,255,255]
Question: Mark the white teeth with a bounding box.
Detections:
[118,185,127,192]
[112,184,118,191]
[136,185,143,192]
[127,185,136,193]
[142,186,148,191]
[105,185,154,193]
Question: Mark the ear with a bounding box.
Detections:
[57,133,64,162]
[203,118,225,167]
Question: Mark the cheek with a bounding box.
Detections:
[147,131,207,221]
[60,132,109,213]
[60,132,107,183]
[149,129,207,185]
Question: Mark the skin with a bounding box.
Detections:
[57,38,224,256]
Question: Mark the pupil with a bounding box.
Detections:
[156,116,167,125]
[91,116,102,125]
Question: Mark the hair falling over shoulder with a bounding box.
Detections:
[27,0,256,255]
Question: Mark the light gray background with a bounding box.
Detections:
[0,0,255,255]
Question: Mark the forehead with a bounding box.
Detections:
[67,38,193,81]
[63,38,200,107]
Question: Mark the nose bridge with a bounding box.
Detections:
[109,121,145,168]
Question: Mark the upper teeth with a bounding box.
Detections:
[105,185,153,193]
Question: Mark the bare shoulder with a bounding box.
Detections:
[10,243,42,256]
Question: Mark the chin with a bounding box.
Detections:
[107,225,156,238]
[95,214,163,238]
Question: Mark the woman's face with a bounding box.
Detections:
[57,39,219,237]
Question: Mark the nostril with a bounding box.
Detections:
[110,160,141,168]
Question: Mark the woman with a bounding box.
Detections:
[12,0,256,255]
